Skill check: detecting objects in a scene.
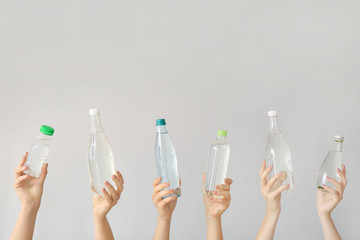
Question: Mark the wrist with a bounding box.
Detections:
[265,209,281,218]
[158,215,172,223]
[206,214,221,222]
[318,211,331,219]
[21,202,40,213]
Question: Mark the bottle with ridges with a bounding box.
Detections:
[204,130,230,198]
[25,125,55,178]
[88,108,116,196]
[264,110,294,192]
[154,119,181,197]
[317,135,344,190]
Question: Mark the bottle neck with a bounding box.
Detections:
[156,125,168,134]
[90,115,104,132]
[216,136,226,142]
[332,140,343,152]
[37,132,52,140]
[269,116,281,134]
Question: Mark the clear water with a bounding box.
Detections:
[154,128,181,197]
[317,151,342,190]
[264,133,294,192]
[25,133,52,178]
[88,132,116,196]
[204,141,230,198]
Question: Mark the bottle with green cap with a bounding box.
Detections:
[203,130,230,198]
[264,110,294,192]
[317,135,344,190]
[154,119,181,197]
[25,125,55,178]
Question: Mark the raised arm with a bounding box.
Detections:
[10,153,48,240]
[317,165,347,240]
[255,160,289,240]
[92,171,124,240]
[152,177,179,240]
[202,174,233,240]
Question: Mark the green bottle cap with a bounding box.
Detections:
[156,119,166,126]
[40,125,54,136]
[217,130,227,137]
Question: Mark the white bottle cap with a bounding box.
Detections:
[268,110,278,117]
[89,108,100,115]
[334,135,344,142]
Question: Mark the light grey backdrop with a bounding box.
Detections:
[1,1,359,239]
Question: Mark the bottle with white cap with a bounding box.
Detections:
[25,125,55,178]
[203,130,230,198]
[317,135,344,190]
[88,108,116,196]
[264,110,294,192]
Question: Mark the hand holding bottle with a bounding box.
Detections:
[92,171,124,219]
[14,152,48,210]
[152,177,179,221]
[259,160,289,214]
[317,165,347,216]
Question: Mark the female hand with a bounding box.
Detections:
[92,171,124,219]
[152,178,179,221]
[260,160,289,214]
[203,174,233,219]
[14,152,48,210]
[317,165,347,216]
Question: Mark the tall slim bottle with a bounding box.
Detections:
[264,110,294,192]
[204,130,230,198]
[317,135,344,190]
[154,119,181,197]
[88,108,116,195]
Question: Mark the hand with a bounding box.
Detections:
[92,171,124,219]
[202,174,233,219]
[14,153,48,210]
[317,165,347,216]
[152,177,179,221]
[260,160,289,214]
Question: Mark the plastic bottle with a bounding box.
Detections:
[88,108,116,195]
[264,110,294,192]
[204,130,230,198]
[154,119,181,197]
[317,135,344,190]
[25,125,55,178]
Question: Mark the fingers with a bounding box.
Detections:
[113,171,124,195]
[216,184,230,191]
[14,165,28,178]
[154,182,170,193]
[272,183,290,196]
[260,160,266,174]
[260,165,273,189]
[265,172,285,193]
[224,178,233,186]
[102,187,113,203]
[179,178,182,186]
[152,177,161,187]
[326,177,343,194]
[105,181,119,202]
[116,170,124,185]
[154,189,175,202]
[158,195,177,208]
[321,184,338,196]
[38,164,48,183]
[18,153,28,168]
[337,167,347,188]
[14,174,30,188]
[213,189,231,201]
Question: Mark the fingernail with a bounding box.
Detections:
[170,189,175,193]
[105,181,109,185]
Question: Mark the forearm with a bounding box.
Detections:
[318,213,341,240]
[94,215,114,240]
[10,204,38,240]
[153,217,171,240]
[255,210,280,240]
[206,216,223,240]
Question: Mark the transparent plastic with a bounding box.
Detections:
[264,114,294,192]
[204,134,230,198]
[317,137,343,190]
[88,110,116,196]
[25,132,52,178]
[154,124,181,197]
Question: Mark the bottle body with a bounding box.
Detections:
[154,121,181,197]
[204,132,230,198]
[25,132,52,178]
[317,136,343,190]
[264,133,294,192]
[87,109,116,196]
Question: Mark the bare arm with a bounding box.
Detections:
[10,153,48,240]
[92,171,124,240]
[317,165,347,240]
[255,160,289,240]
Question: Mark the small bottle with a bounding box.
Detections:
[88,108,116,195]
[154,119,181,197]
[317,135,344,190]
[204,130,230,198]
[25,125,55,178]
[264,110,294,192]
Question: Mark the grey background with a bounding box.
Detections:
[1,0,359,239]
